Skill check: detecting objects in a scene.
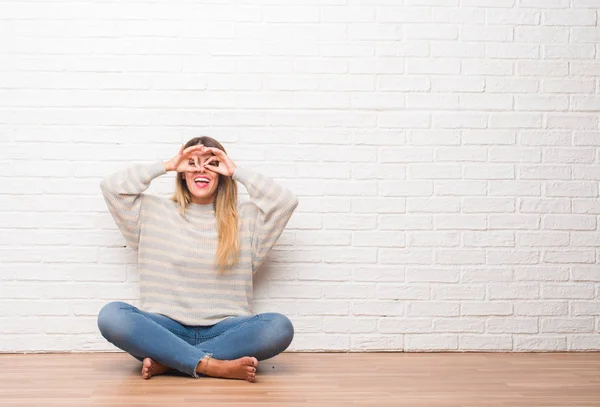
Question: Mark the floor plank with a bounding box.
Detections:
[1,352,599,406]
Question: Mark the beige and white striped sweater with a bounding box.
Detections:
[100,161,298,325]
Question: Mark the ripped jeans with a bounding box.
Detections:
[97,301,294,378]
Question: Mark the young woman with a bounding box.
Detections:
[97,136,299,382]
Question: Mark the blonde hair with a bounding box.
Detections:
[171,137,240,273]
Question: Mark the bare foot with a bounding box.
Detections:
[196,356,258,383]
[142,357,171,380]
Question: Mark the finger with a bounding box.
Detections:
[202,146,225,156]
[194,155,199,168]
[203,156,217,166]
[182,144,204,156]
[203,161,226,175]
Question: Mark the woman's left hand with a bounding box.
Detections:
[199,146,238,177]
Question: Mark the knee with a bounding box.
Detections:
[263,313,294,350]
[97,301,131,341]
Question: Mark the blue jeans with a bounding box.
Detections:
[97,301,294,378]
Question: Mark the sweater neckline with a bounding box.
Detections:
[187,202,216,213]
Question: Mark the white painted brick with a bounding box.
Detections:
[546,114,598,130]
[461,269,513,283]
[464,164,514,179]
[459,335,513,351]
[404,24,458,40]
[409,130,461,146]
[514,301,568,316]
[353,231,405,248]
[380,181,433,197]
[409,232,460,248]
[352,197,406,213]
[323,248,377,264]
[489,181,541,197]
[487,250,540,265]
[545,44,595,59]
[464,231,515,247]
[379,318,432,334]
[295,300,350,316]
[408,301,459,317]
[351,300,405,317]
[543,215,596,230]
[514,336,567,351]
[377,284,430,300]
[435,214,486,230]
[379,249,433,265]
[406,267,459,282]
[408,164,462,179]
[435,180,487,196]
[541,284,595,299]
[486,43,540,59]
[433,318,485,333]
[379,214,432,230]
[486,317,538,334]
[519,165,571,180]
[517,233,569,248]
[324,283,377,299]
[461,301,513,316]
[405,334,458,351]
[432,285,485,300]
[353,266,405,282]
[520,131,571,146]
[436,249,486,265]
[3,0,600,353]
[462,198,515,214]
[543,250,595,264]
[542,318,594,333]
[517,61,569,77]
[432,113,488,129]
[571,266,600,281]
[351,335,404,351]
[571,301,600,316]
[407,197,460,212]
[352,164,406,180]
[488,284,540,300]
[569,336,600,351]
[323,317,377,334]
[485,9,541,25]
[542,79,595,93]
[323,214,377,230]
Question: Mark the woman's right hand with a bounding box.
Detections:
[163,144,205,172]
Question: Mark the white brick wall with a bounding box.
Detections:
[0,0,599,353]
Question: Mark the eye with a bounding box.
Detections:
[188,160,195,166]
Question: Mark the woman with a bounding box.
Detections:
[97,136,299,382]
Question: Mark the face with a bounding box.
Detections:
[183,151,220,204]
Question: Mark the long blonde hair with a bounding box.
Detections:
[171,136,240,273]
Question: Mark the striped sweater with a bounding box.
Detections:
[100,161,298,326]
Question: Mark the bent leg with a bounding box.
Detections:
[195,313,294,361]
[97,301,207,377]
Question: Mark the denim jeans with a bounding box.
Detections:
[97,301,294,378]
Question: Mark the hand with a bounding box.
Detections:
[163,144,206,173]
[199,146,237,177]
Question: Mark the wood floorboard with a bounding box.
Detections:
[1,352,599,406]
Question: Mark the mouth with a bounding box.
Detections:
[193,176,211,189]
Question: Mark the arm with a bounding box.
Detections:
[99,161,168,251]
[233,167,299,273]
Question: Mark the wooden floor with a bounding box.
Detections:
[1,352,599,406]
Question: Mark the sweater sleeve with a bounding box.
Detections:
[232,166,299,273]
[100,161,167,251]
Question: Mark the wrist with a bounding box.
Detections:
[163,161,174,172]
